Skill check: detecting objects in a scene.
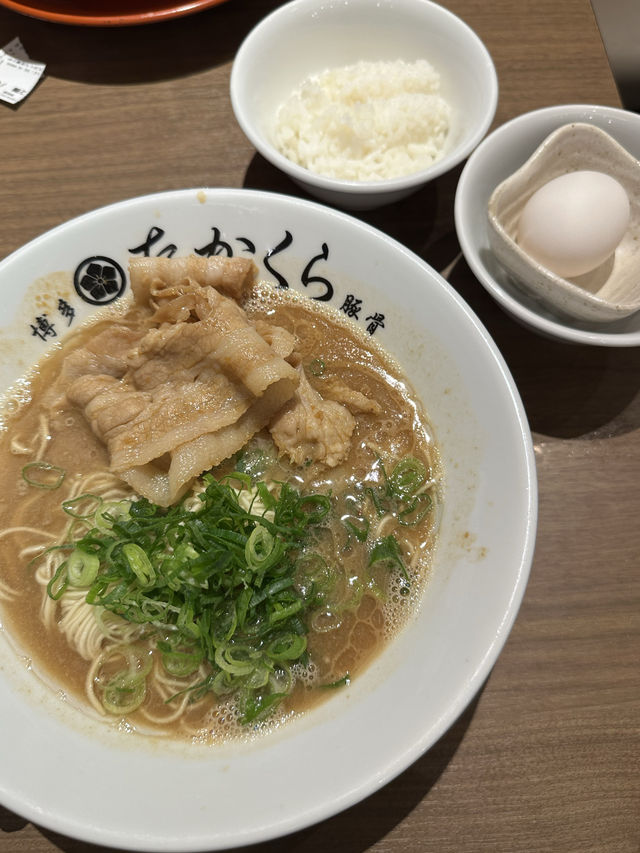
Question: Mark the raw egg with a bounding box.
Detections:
[517,170,630,278]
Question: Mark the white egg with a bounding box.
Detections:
[517,170,630,278]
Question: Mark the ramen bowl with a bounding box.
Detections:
[0,188,536,851]
[230,0,498,210]
[455,103,640,346]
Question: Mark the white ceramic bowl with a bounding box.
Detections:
[487,123,640,323]
[230,0,498,210]
[0,188,535,850]
[455,103,640,346]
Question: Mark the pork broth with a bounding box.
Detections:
[0,270,440,743]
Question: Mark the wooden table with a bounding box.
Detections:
[0,1,638,851]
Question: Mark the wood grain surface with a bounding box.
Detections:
[0,1,638,852]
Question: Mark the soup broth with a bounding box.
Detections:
[0,265,440,743]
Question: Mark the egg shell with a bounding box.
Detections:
[516,170,630,278]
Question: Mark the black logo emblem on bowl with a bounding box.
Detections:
[74,256,126,306]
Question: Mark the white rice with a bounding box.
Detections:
[272,58,451,183]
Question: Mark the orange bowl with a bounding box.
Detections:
[0,0,229,26]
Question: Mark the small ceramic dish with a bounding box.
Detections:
[230,0,498,211]
[487,123,640,323]
[455,104,640,346]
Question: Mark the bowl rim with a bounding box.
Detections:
[455,103,640,346]
[0,186,537,850]
[230,0,498,196]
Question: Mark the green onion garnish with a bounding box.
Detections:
[320,673,351,690]
[386,457,427,501]
[22,462,65,490]
[101,674,146,715]
[62,493,103,519]
[66,548,100,587]
[369,535,408,581]
[50,474,342,723]
[307,358,326,377]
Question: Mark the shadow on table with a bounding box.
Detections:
[1,688,481,853]
[0,805,27,833]
[0,0,284,84]
[242,692,480,853]
[447,257,640,441]
[242,153,460,268]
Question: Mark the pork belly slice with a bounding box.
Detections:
[60,326,145,382]
[64,256,299,505]
[45,325,146,410]
[66,315,298,477]
[269,367,355,468]
[129,255,255,307]
[121,376,295,506]
[67,367,255,472]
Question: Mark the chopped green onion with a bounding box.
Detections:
[267,632,306,661]
[255,481,276,513]
[214,644,256,676]
[22,461,65,490]
[343,515,370,542]
[46,561,68,600]
[320,673,351,689]
[93,646,152,715]
[101,671,146,714]
[210,671,235,697]
[242,689,286,724]
[160,646,203,678]
[369,535,408,581]
[94,500,132,532]
[122,543,155,587]
[294,552,335,605]
[307,358,325,377]
[398,492,433,527]
[298,494,331,525]
[267,599,303,626]
[387,457,427,501]
[66,548,99,587]
[62,493,103,519]
[50,472,344,722]
[220,470,252,491]
[364,485,386,517]
[245,524,283,573]
[245,664,270,690]
[363,456,433,542]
